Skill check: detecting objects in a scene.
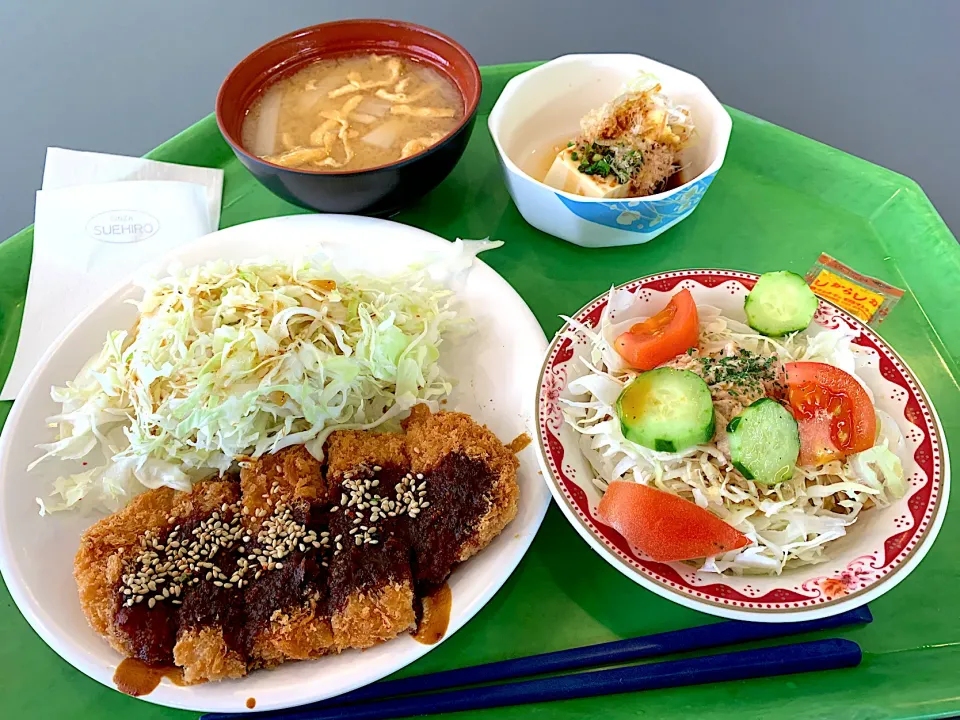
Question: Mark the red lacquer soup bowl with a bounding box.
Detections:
[217,19,481,216]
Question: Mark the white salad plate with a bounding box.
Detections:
[0,214,551,713]
[535,269,949,622]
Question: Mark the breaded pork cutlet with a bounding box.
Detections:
[170,482,247,684]
[75,478,247,684]
[324,430,417,650]
[401,404,520,588]
[75,405,523,686]
[239,446,336,667]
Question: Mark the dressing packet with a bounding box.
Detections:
[805,253,904,326]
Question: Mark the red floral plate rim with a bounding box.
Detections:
[534,269,950,620]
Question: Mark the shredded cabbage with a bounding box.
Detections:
[563,285,909,575]
[32,240,498,515]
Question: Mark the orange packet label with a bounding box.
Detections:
[809,269,885,322]
[805,254,904,325]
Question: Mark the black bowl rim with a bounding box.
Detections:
[216,18,482,178]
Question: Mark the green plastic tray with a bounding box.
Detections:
[1,62,958,720]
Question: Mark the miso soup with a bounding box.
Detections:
[241,54,464,172]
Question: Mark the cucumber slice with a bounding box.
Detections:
[744,270,818,337]
[726,398,800,486]
[616,368,715,453]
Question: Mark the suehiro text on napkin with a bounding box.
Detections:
[0,149,224,400]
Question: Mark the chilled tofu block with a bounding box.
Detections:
[542,148,631,199]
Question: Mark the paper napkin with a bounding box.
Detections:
[1,149,224,400]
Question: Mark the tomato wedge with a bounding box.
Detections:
[784,362,877,466]
[614,289,699,371]
[597,481,749,562]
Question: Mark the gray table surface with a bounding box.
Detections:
[1,0,957,240]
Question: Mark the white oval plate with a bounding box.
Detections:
[0,215,551,713]
[535,269,949,622]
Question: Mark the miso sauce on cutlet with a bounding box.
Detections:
[175,507,247,657]
[413,582,452,645]
[113,657,184,697]
[113,499,247,663]
[113,598,177,665]
[243,496,331,646]
[112,486,330,663]
[409,452,498,588]
[328,464,416,610]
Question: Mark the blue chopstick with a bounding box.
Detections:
[216,638,861,720]
[202,605,870,719]
[305,605,871,708]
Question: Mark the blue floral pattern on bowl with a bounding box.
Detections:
[555,172,717,233]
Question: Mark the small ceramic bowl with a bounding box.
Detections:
[488,54,731,248]
[216,19,481,217]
